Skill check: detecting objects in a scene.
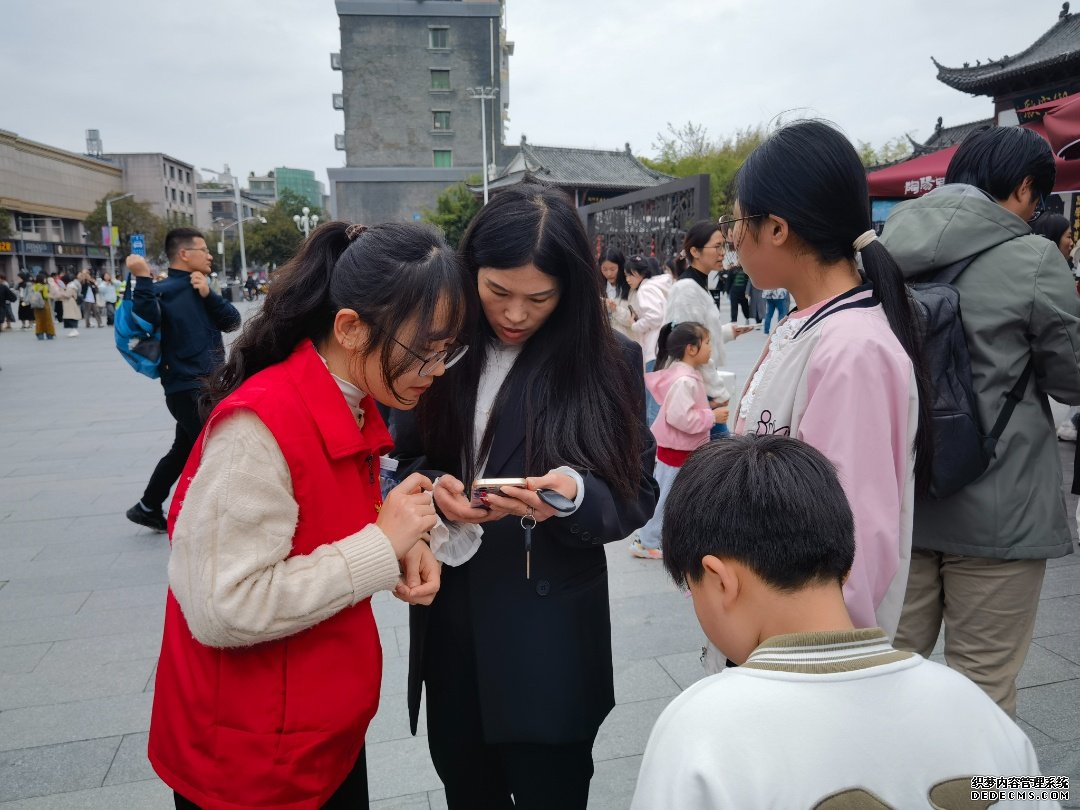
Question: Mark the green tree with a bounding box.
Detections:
[83,194,167,263]
[243,189,321,270]
[856,136,912,168]
[642,123,772,217]
[0,208,13,239]
[423,181,481,248]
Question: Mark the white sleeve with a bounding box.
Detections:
[631,281,667,337]
[169,410,402,648]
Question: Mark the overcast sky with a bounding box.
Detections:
[2,0,1064,193]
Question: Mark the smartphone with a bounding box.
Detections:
[628,304,637,319]
[471,477,527,506]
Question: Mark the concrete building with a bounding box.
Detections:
[328,0,512,224]
[0,129,121,282]
[246,172,278,206]
[101,152,197,226]
[274,167,326,208]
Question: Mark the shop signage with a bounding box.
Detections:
[56,244,87,256]
[22,242,52,255]
[1016,86,1076,122]
[0,241,13,253]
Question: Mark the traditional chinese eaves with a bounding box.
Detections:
[932,4,1080,96]
[477,137,673,195]
[913,117,994,155]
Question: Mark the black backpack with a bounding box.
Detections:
[909,257,1032,499]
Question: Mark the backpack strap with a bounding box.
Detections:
[986,359,1034,444]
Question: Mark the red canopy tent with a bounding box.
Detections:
[1020,96,1080,159]
[867,114,1080,198]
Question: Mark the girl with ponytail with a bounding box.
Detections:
[719,119,932,654]
[150,221,470,810]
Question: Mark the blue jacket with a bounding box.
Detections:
[133,270,241,395]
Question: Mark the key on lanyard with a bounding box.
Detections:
[521,509,537,580]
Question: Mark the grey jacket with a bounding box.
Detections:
[882,183,1080,560]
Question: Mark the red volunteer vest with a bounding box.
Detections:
[148,341,393,810]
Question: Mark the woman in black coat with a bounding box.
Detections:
[395,184,658,810]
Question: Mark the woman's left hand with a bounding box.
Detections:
[733,324,755,336]
[482,472,578,524]
[393,541,441,606]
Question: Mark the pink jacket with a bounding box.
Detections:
[645,361,714,451]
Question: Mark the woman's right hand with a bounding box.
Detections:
[712,406,730,424]
[433,474,509,525]
[377,472,438,558]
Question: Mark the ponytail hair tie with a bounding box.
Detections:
[852,230,877,252]
[346,223,369,241]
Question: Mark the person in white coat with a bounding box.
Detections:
[664,221,753,436]
[613,255,671,424]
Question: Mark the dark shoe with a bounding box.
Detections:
[126,503,167,532]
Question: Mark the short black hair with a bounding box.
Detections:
[165,227,206,262]
[945,127,1056,201]
[1031,212,1070,245]
[662,434,855,590]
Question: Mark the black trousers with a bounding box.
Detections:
[729,287,750,323]
[173,747,368,809]
[424,578,596,810]
[142,389,205,512]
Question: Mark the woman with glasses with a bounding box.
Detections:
[724,119,931,650]
[148,222,466,810]
[663,220,754,438]
[395,184,658,809]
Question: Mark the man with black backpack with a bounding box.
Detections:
[124,228,241,532]
[882,126,1080,717]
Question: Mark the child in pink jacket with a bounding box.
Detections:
[631,322,727,559]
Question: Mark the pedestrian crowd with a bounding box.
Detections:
[11,119,1073,808]
[0,268,120,340]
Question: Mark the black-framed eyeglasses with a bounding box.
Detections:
[718,214,763,228]
[390,337,468,377]
[1028,195,1049,223]
[184,246,212,254]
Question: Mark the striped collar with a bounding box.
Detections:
[741,628,913,674]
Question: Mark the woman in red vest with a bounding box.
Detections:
[148,222,469,809]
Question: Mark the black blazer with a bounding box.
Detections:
[394,336,658,745]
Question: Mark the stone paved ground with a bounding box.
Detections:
[1,308,1078,808]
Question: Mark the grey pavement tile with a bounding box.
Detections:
[1017,718,1056,747]
[656,650,707,691]
[609,590,703,661]
[102,732,155,787]
[0,519,74,547]
[1038,632,1080,666]
[373,597,410,628]
[0,692,154,753]
[0,591,89,622]
[608,568,682,600]
[0,554,121,583]
[366,735,442,802]
[1041,563,1080,598]
[592,697,672,762]
[31,536,145,562]
[1031,741,1080,796]
[366,691,425,744]
[1033,595,1080,639]
[1047,552,1080,568]
[0,547,45,567]
[381,654,410,696]
[1018,644,1080,689]
[0,777,172,809]
[0,657,157,711]
[78,583,167,614]
[144,662,158,693]
[110,547,169,571]
[613,657,681,705]
[428,789,447,810]
[0,604,162,646]
[0,564,168,599]
[371,793,430,810]
[0,737,122,802]
[588,755,644,810]
[1016,679,1080,742]
[0,643,50,675]
[395,625,412,658]
[34,630,162,673]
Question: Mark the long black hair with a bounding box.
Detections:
[625,254,657,280]
[654,322,707,370]
[416,184,644,502]
[682,220,722,276]
[203,220,468,415]
[1031,212,1070,245]
[735,119,933,493]
[599,246,630,300]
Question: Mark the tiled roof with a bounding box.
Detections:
[934,4,1080,94]
[914,117,995,154]
[501,140,672,189]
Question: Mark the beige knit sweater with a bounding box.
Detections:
[169,410,402,649]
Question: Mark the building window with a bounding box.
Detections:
[429,27,449,49]
[171,188,177,201]
[430,70,450,91]
[185,170,191,184]
[433,111,451,131]
[170,166,175,180]
[433,150,452,168]
[187,192,193,204]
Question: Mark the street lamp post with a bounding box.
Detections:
[105,193,133,278]
[202,167,252,283]
[213,216,266,281]
[292,207,319,238]
[466,86,499,204]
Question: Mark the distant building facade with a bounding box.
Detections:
[0,129,121,282]
[328,0,512,224]
[101,152,197,225]
[274,167,326,208]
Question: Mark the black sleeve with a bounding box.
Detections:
[204,292,242,333]
[131,277,160,327]
[549,337,659,549]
